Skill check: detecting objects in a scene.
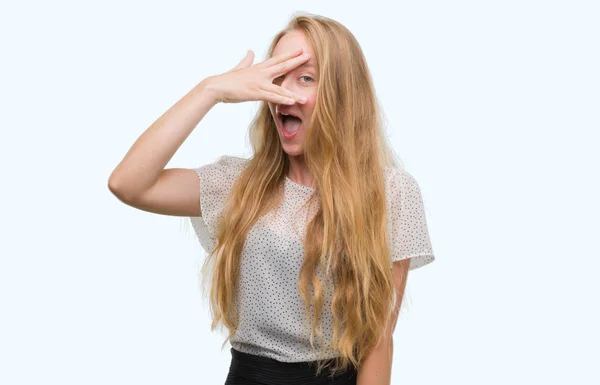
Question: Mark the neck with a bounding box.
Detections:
[287,154,314,188]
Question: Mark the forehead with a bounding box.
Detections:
[272,29,315,58]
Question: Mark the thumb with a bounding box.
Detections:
[231,50,255,71]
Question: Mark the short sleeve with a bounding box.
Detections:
[188,155,249,255]
[385,167,436,270]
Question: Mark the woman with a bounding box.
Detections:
[109,12,435,385]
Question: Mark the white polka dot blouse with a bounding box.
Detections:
[189,155,435,362]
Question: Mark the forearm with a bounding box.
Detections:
[108,78,218,198]
[357,338,393,385]
[357,260,408,384]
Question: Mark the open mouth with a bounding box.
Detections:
[278,111,302,139]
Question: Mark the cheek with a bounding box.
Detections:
[304,93,316,104]
[301,96,317,118]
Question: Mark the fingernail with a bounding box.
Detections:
[300,96,307,103]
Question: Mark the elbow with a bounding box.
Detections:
[108,176,137,203]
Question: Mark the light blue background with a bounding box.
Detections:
[1,1,598,384]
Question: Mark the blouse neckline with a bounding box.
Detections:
[285,176,315,192]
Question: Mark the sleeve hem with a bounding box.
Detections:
[391,253,435,271]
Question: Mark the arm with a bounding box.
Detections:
[108,79,218,216]
[108,49,309,216]
[357,258,410,385]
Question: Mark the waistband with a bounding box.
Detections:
[226,347,357,385]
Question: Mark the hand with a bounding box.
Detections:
[203,49,310,105]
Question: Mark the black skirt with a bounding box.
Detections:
[224,347,358,385]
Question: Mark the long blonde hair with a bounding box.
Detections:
[200,12,403,376]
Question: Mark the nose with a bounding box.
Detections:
[278,73,297,93]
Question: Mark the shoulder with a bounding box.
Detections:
[384,166,420,195]
[195,155,250,178]
[217,154,251,166]
[205,154,250,170]
[383,165,429,216]
[191,155,251,198]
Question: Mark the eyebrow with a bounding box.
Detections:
[299,61,316,69]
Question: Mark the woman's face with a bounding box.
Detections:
[268,29,318,157]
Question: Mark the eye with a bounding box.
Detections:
[300,75,314,83]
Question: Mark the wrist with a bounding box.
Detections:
[196,76,221,105]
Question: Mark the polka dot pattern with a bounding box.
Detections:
[189,155,435,363]
[385,167,436,270]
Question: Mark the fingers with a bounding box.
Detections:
[268,52,311,78]
[231,50,255,71]
[261,83,307,104]
[259,91,297,105]
[258,48,304,69]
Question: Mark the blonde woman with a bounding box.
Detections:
[109,13,435,385]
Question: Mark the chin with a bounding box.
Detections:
[282,144,304,157]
